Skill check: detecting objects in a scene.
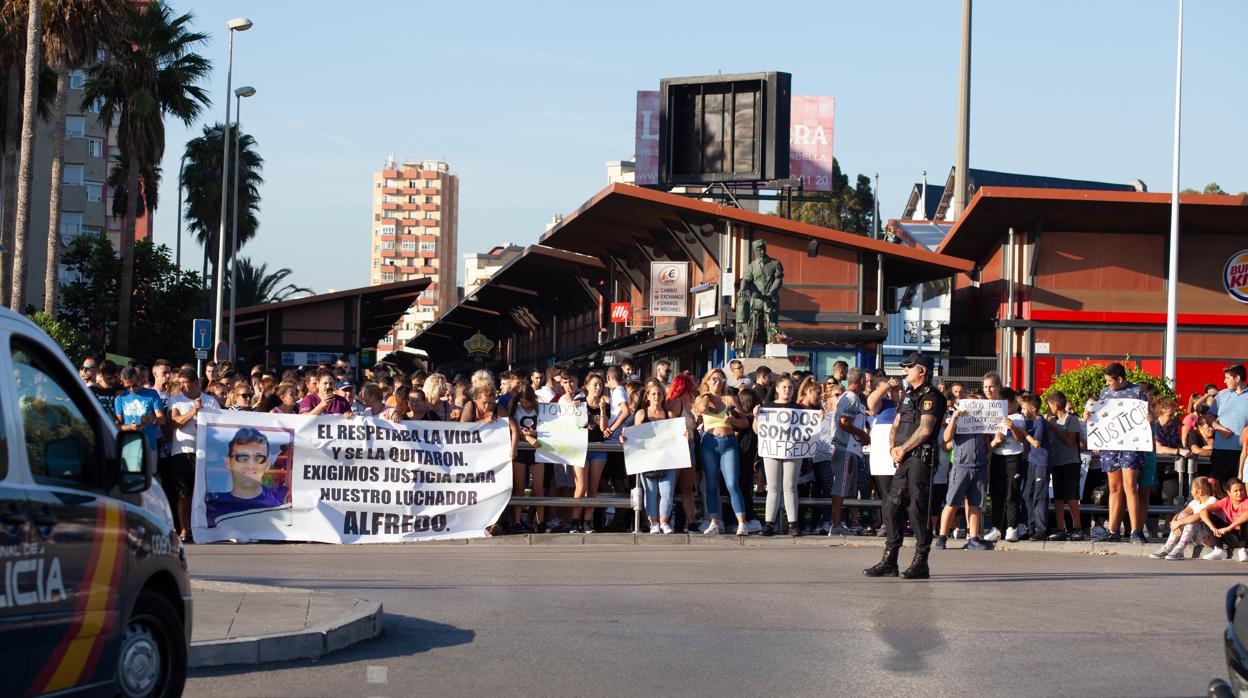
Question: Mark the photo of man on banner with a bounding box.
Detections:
[202,424,294,528]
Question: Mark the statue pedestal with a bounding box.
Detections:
[739,356,796,377]
[764,343,788,358]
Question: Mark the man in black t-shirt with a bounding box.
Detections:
[89,359,124,415]
[865,352,946,580]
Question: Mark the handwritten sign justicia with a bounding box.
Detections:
[1084,398,1153,452]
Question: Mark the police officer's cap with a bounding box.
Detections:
[898,352,935,372]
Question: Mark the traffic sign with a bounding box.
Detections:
[195,350,208,360]
[192,319,212,351]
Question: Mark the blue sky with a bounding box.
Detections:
[154,1,1248,294]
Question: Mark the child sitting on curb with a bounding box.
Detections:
[1150,476,1223,560]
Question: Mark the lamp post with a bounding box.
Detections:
[228,85,256,362]
[212,16,253,362]
[1163,0,1184,384]
[177,129,221,270]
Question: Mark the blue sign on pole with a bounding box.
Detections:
[192,319,212,351]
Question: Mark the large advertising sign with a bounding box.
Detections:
[1224,249,1248,303]
[649,261,688,317]
[634,90,661,186]
[634,92,834,191]
[190,411,512,543]
[788,95,835,192]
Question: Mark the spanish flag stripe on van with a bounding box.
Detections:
[28,501,125,695]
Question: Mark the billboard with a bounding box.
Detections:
[788,96,835,192]
[634,92,833,192]
[635,91,660,186]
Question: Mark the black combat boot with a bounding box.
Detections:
[863,547,899,577]
[901,550,930,580]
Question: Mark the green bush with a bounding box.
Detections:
[1040,359,1176,415]
[26,311,90,365]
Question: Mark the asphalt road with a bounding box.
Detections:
[184,541,1240,697]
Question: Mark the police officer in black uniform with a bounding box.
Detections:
[864,352,947,580]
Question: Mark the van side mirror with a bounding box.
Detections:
[118,431,151,494]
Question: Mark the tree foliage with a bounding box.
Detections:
[771,158,876,235]
[1040,360,1177,417]
[59,232,205,364]
[181,122,264,276]
[26,309,88,364]
[82,0,211,353]
[228,257,310,308]
[1180,182,1248,196]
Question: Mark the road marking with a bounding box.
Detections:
[367,665,388,684]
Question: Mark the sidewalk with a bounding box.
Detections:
[190,580,383,668]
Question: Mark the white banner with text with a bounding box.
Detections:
[756,407,822,459]
[190,411,512,544]
[1084,398,1153,452]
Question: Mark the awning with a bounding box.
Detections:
[408,245,605,364]
[232,277,430,351]
[618,328,718,357]
[540,183,973,286]
[785,327,888,346]
[937,187,1248,261]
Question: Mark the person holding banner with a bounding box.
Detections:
[461,375,517,536]
[825,369,871,536]
[509,383,544,533]
[1092,363,1149,544]
[864,353,946,580]
[634,380,680,533]
[666,374,701,532]
[754,375,802,537]
[695,369,750,536]
[573,372,608,534]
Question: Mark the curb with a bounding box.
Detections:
[435,531,1205,558]
[189,590,383,668]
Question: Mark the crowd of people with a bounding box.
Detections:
[77,352,1248,560]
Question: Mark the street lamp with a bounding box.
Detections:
[228,85,256,362]
[177,128,221,270]
[212,16,253,362]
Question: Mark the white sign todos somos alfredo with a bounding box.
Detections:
[650,261,688,317]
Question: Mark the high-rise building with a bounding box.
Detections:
[463,244,523,297]
[371,157,459,355]
[4,67,152,309]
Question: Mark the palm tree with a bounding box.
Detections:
[83,1,209,354]
[41,0,128,314]
[107,155,160,219]
[0,6,56,309]
[180,122,263,297]
[9,0,42,312]
[229,257,311,308]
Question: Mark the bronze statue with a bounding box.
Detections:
[734,239,784,357]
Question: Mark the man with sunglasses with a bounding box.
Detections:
[79,357,97,385]
[206,428,288,527]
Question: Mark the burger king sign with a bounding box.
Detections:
[1225,249,1248,304]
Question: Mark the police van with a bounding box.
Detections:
[0,308,191,696]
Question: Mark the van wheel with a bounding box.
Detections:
[116,590,186,698]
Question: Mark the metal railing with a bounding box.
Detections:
[505,444,1205,533]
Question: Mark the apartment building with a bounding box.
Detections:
[5,67,152,309]
[463,243,523,297]
[371,157,459,355]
